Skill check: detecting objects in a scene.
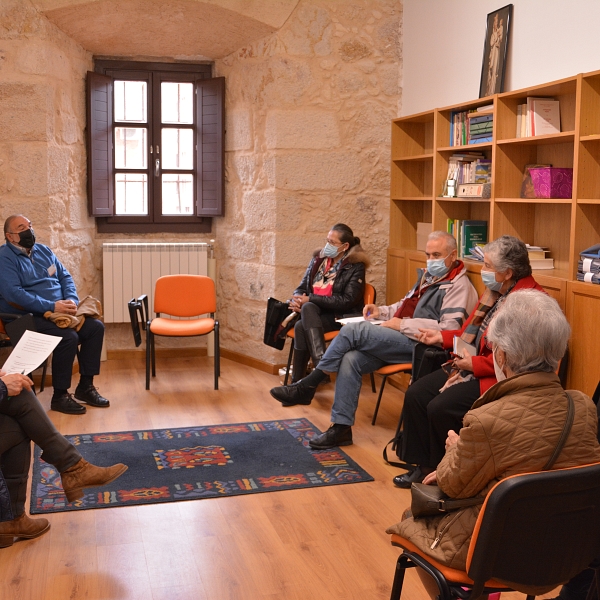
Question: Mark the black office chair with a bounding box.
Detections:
[0,312,48,391]
[389,461,600,600]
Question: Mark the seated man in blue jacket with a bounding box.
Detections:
[0,215,107,414]
[270,231,478,449]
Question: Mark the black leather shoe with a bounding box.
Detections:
[393,466,424,488]
[51,393,87,415]
[270,382,315,406]
[309,424,352,449]
[74,386,110,408]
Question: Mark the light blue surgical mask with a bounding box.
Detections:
[426,256,451,278]
[322,242,344,258]
[481,269,503,292]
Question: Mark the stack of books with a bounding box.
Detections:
[577,244,600,284]
[447,219,488,259]
[443,153,491,198]
[450,105,493,146]
[526,244,554,269]
[516,97,561,138]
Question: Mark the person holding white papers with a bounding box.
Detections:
[0,215,107,415]
[270,231,478,449]
[393,236,544,489]
[0,370,127,548]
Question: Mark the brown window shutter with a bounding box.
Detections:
[196,77,224,217]
[86,71,114,216]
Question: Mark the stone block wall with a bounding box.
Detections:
[215,0,402,365]
[0,0,402,368]
[0,0,95,296]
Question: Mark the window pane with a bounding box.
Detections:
[115,173,148,215]
[115,127,147,169]
[162,174,194,215]
[114,80,147,123]
[161,82,193,124]
[162,128,193,169]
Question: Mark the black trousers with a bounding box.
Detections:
[293,302,340,352]
[402,368,481,469]
[0,390,81,517]
[33,316,105,390]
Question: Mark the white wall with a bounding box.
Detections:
[402,0,600,115]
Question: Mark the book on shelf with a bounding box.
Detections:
[451,109,494,146]
[468,245,485,261]
[530,258,555,270]
[525,97,552,136]
[447,219,488,258]
[520,164,551,198]
[461,220,488,258]
[516,104,523,138]
[469,136,493,144]
[443,154,490,196]
[525,244,550,260]
[531,99,560,136]
[457,183,491,198]
[476,104,494,113]
[578,244,600,284]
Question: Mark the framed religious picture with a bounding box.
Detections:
[479,4,513,98]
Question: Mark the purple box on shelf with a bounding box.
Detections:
[528,167,573,199]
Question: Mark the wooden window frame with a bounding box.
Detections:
[87,60,224,233]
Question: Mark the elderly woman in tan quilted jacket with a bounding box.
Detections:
[387,289,600,580]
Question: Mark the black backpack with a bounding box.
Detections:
[382,343,449,471]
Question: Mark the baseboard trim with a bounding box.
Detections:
[106,347,279,375]
[107,348,208,361]
[220,348,280,375]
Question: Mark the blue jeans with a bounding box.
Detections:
[317,321,417,426]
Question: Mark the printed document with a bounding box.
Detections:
[2,330,61,375]
[336,316,386,325]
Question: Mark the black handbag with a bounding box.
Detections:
[410,392,576,519]
[263,297,298,350]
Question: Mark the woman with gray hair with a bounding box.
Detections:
[394,235,545,488]
[387,289,600,586]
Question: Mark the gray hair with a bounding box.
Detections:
[486,289,570,374]
[428,230,457,253]
[483,235,532,280]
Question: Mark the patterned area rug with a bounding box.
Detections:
[30,419,374,514]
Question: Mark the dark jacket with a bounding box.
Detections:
[293,244,369,319]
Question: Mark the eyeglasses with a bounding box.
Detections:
[326,239,345,247]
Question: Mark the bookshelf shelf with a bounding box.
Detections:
[496,132,575,146]
[495,197,573,204]
[389,69,600,392]
[437,143,493,153]
[392,153,434,162]
[435,196,491,203]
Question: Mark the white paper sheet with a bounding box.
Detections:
[336,316,385,325]
[1,330,61,375]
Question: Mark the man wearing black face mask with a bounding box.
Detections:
[0,215,109,414]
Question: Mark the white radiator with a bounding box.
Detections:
[102,242,213,323]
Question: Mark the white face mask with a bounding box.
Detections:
[493,348,507,382]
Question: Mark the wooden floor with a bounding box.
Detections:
[0,356,560,599]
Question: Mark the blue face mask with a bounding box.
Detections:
[481,269,503,292]
[322,242,344,258]
[426,256,451,278]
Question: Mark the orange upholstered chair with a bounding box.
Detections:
[146,275,219,390]
[388,462,600,600]
[283,283,376,386]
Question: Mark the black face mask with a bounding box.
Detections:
[16,228,36,249]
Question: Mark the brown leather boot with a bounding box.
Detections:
[60,459,128,503]
[0,514,50,548]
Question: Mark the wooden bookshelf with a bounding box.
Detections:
[389,69,600,393]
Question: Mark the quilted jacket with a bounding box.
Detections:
[293,245,369,319]
[388,371,600,575]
